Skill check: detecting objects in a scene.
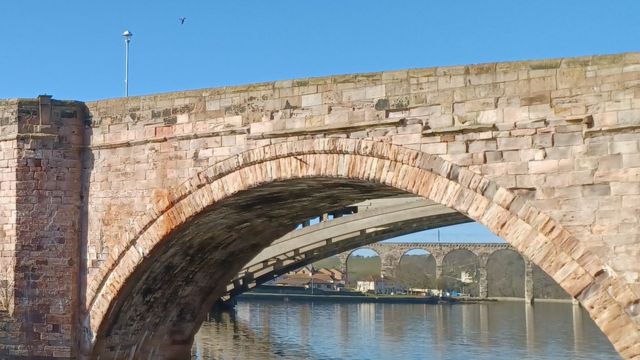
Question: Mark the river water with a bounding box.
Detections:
[191,299,620,360]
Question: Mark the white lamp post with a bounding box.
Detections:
[122,30,133,97]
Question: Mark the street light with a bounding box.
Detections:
[122,30,133,97]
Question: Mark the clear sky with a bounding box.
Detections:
[2,1,637,243]
[2,1,638,101]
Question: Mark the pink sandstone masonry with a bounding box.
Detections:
[0,52,639,359]
[0,97,84,358]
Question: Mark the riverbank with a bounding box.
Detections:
[236,291,492,304]
[231,285,572,305]
[487,296,574,304]
[235,292,573,305]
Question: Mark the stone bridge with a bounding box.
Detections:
[224,195,470,298]
[346,242,532,300]
[228,224,530,302]
[223,196,535,301]
[0,52,639,359]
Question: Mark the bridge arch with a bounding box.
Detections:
[85,138,635,358]
[441,249,481,296]
[345,247,382,286]
[397,249,437,290]
[345,247,380,262]
[399,247,433,259]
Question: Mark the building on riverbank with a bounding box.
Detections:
[273,267,345,291]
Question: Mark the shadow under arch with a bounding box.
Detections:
[84,138,636,358]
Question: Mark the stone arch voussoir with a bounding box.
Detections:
[87,138,639,357]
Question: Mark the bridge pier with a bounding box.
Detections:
[478,266,488,299]
[380,251,402,283]
[336,253,349,285]
[0,97,85,358]
[433,254,444,290]
[380,261,395,280]
[524,259,534,305]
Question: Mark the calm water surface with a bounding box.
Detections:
[191,300,620,360]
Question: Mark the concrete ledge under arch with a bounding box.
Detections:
[85,138,639,359]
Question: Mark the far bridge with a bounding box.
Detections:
[225,197,536,302]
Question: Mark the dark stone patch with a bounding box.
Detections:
[391,97,409,109]
[60,110,77,119]
[375,99,389,111]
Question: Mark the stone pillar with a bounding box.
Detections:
[380,251,399,281]
[381,257,395,280]
[524,258,534,304]
[336,252,349,286]
[321,213,329,222]
[478,265,488,298]
[434,253,444,289]
[0,97,85,359]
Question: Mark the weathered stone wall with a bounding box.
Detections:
[0,97,84,358]
[83,53,640,312]
[0,100,19,360]
[77,52,640,358]
[0,100,19,316]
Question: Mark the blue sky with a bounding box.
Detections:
[2,1,638,101]
[2,1,637,244]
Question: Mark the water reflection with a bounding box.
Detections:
[192,300,621,360]
[526,303,536,355]
[479,303,488,347]
[573,302,583,354]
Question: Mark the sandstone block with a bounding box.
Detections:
[465,98,496,112]
[554,132,583,147]
[528,160,559,174]
[617,109,640,125]
[427,114,454,129]
[301,93,322,107]
[497,136,532,150]
[420,142,447,154]
[611,182,640,195]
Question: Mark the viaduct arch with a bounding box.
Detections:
[0,52,638,359]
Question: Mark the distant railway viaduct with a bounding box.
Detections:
[226,196,548,302]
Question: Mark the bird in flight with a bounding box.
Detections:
[179,17,186,25]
